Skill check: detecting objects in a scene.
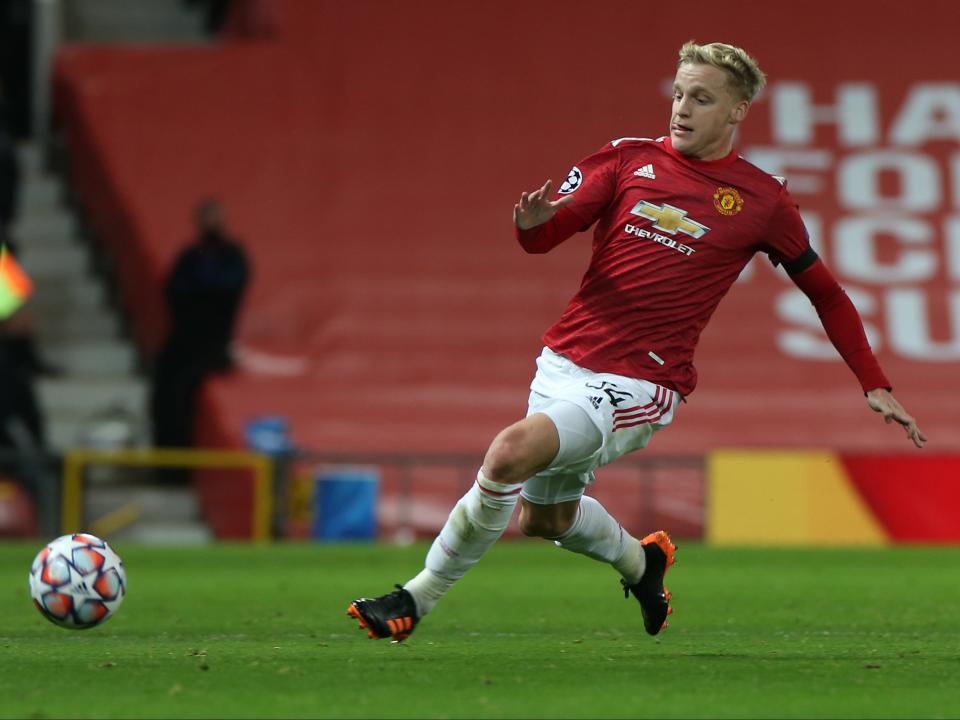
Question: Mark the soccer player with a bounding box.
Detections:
[347,41,927,642]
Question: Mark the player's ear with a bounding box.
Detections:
[729,99,749,125]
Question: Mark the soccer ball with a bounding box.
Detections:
[28,533,127,629]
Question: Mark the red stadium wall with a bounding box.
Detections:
[51,0,960,538]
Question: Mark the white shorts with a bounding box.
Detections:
[521,347,679,506]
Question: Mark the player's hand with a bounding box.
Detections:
[866,388,927,448]
[513,179,575,230]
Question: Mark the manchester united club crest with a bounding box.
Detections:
[713,187,744,216]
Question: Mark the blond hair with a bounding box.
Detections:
[678,41,766,101]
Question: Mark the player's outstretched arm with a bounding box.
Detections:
[866,388,927,448]
[787,254,927,449]
[513,179,574,230]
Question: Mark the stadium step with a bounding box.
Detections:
[35,307,121,342]
[17,243,91,278]
[85,483,199,517]
[41,340,138,377]
[83,483,213,544]
[27,276,108,312]
[36,377,148,419]
[62,0,209,43]
[16,175,63,213]
[14,140,45,178]
[11,211,79,243]
[45,401,151,453]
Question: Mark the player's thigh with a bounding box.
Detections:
[536,399,604,471]
[518,401,604,529]
[482,397,605,484]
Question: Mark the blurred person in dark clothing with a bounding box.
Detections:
[150,198,249,450]
[0,307,47,501]
[0,81,19,249]
[0,0,31,139]
[0,311,45,450]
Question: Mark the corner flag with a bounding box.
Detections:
[0,244,34,319]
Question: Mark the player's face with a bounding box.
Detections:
[670,63,749,161]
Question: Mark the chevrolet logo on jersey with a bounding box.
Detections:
[629,201,710,239]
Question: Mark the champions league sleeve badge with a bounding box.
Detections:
[558,166,583,194]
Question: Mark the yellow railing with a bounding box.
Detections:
[62,448,273,542]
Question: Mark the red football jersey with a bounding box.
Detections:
[522,136,810,398]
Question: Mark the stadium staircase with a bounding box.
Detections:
[13,139,215,543]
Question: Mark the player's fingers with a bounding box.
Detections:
[891,409,915,427]
[519,191,529,210]
[551,194,575,209]
[532,179,554,204]
[908,424,926,448]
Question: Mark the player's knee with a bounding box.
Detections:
[483,427,532,484]
[482,417,558,484]
[518,500,575,538]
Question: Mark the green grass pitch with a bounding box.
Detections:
[1,540,959,719]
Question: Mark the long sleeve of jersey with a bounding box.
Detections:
[515,207,588,254]
[789,256,891,393]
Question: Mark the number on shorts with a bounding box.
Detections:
[585,380,634,407]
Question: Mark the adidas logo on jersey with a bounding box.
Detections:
[633,164,656,179]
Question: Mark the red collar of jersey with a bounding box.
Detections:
[663,137,739,167]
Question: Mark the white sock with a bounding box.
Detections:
[404,470,521,616]
[554,495,646,585]
[403,568,454,617]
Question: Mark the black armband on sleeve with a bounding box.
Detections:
[783,246,819,276]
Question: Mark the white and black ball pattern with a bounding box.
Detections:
[28,533,127,629]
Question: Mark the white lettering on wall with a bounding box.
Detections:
[776,287,879,359]
[947,216,960,282]
[801,211,825,257]
[887,288,960,360]
[838,152,941,212]
[752,80,959,363]
[889,84,960,145]
[951,152,960,210]
[770,83,879,146]
[834,216,936,283]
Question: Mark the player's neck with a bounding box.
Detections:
[665,137,738,165]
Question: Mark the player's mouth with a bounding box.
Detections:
[671,123,693,136]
